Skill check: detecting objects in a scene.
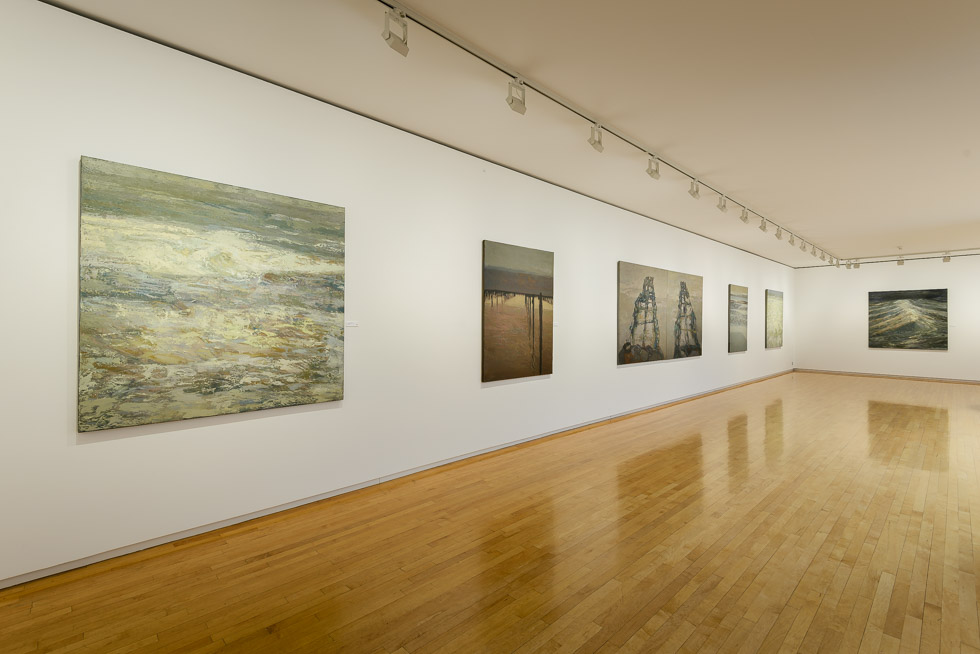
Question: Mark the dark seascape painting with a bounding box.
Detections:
[765,289,784,349]
[482,241,554,382]
[78,157,345,432]
[868,289,948,350]
[617,261,702,365]
[729,284,748,353]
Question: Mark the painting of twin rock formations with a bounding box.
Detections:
[617,261,703,365]
[78,157,345,432]
[482,241,554,382]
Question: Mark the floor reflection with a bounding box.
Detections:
[727,414,748,494]
[765,399,784,467]
[867,400,949,471]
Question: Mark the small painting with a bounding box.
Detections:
[618,262,703,364]
[729,284,748,353]
[868,289,947,350]
[765,289,783,349]
[482,241,554,382]
[78,157,345,432]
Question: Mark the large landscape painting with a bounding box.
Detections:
[482,241,554,382]
[617,262,702,364]
[728,284,748,353]
[868,289,948,350]
[765,289,783,349]
[78,157,345,432]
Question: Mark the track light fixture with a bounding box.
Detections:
[788,233,795,246]
[688,179,700,199]
[835,258,841,268]
[943,253,951,263]
[382,8,410,57]
[506,78,526,115]
[646,155,661,180]
[800,240,807,252]
[845,261,852,269]
[717,195,727,212]
[759,218,768,233]
[739,207,749,224]
[854,262,861,269]
[897,257,905,266]
[810,245,817,256]
[820,251,826,261]
[775,227,783,240]
[588,123,604,152]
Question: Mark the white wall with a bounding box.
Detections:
[795,258,980,381]
[0,0,794,586]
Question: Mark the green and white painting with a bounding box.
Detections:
[728,284,748,353]
[765,289,783,349]
[78,157,345,432]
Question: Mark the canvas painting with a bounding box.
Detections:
[728,284,748,353]
[868,289,948,350]
[78,157,345,432]
[482,241,554,382]
[765,289,784,348]
[617,261,702,364]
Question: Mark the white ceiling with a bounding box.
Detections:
[42,0,980,267]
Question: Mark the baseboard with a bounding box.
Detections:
[0,368,792,591]
[794,368,980,385]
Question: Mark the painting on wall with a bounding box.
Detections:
[482,240,554,382]
[617,261,702,364]
[728,284,748,353]
[868,289,948,350]
[78,157,346,432]
[765,289,784,348]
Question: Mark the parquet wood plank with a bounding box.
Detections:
[1,372,979,653]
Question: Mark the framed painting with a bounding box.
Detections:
[618,262,702,364]
[765,289,783,348]
[868,289,947,350]
[728,284,748,353]
[78,157,345,431]
[482,240,554,381]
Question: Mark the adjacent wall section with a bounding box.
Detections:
[0,0,794,585]
[795,257,980,381]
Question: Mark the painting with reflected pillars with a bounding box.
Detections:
[868,289,947,350]
[482,240,554,382]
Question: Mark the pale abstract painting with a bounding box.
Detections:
[78,157,345,431]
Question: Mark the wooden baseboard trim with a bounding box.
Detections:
[793,368,980,386]
[0,368,793,591]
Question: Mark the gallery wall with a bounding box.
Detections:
[0,0,795,586]
[795,257,980,381]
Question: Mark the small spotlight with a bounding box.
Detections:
[835,258,841,268]
[788,233,795,246]
[506,78,526,115]
[382,9,409,56]
[800,240,807,252]
[775,227,783,240]
[717,195,727,212]
[688,179,700,199]
[854,262,861,269]
[739,207,749,224]
[646,155,661,180]
[759,218,768,233]
[820,251,826,261]
[943,253,951,263]
[897,257,904,266]
[845,261,852,269]
[811,244,817,256]
[588,123,604,152]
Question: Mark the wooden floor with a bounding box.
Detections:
[2,372,979,653]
